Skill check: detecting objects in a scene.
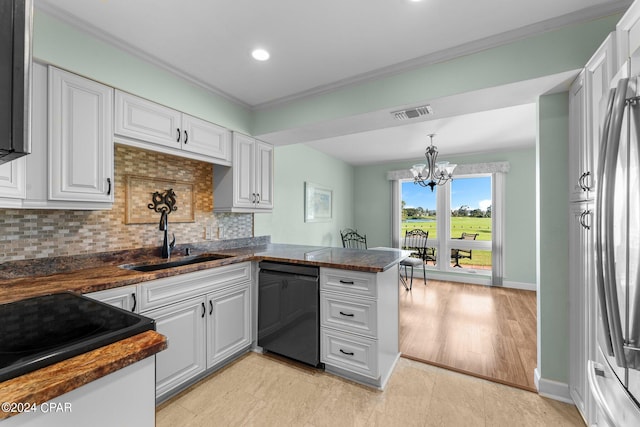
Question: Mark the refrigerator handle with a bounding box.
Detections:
[628,87,640,356]
[601,77,629,368]
[595,87,617,358]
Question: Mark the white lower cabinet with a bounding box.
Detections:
[137,263,252,402]
[321,328,378,379]
[206,283,251,367]
[320,266,399,389]
[86,263,252,403]
[3,357,156,427]
[146,296,207,400]
[147,282,251,402]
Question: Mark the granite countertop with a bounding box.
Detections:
[0,330,167,420]
[0,243,408,304]
[0,240,406,410]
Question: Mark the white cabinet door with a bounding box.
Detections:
[255,140,274,209]
[48,67,114,203]
[232,133,256,209]
[145,297,206,400]
[583,33,616,201]
[182,114,231,162]
[569,71,588,202]
[569,201,594,420]
[206,282,251,368]
[114,90,182,149]
[617,0,640,67]
[115,91,232,165]
[217,132,274,212]
[0,157,26,203]
[86,285,139,313]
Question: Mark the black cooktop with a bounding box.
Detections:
[0,292,155,382]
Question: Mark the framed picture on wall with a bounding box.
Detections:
[305,182,332,222]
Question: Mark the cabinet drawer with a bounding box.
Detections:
[86,285,139,313]
[321,293,377,338]
[321,268,377,298]
[321,329,378,380]
[139,262,251,311]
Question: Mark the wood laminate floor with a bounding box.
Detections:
[399,278,538,391]
[157,352,582,427]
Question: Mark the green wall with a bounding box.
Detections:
[33,10,252,134]
[253,144,355,247]
[536,93,570,384]
[353,148,537,286]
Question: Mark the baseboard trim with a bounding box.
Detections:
[502,280,537,291]
[534,368,574,404]
[423,271,536,291]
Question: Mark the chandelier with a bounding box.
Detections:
[410,134,456,191]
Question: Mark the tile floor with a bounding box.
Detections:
[156,352,584,427]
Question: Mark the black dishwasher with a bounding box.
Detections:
[258,261,320,367]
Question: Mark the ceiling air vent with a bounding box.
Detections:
[392,105,433,121]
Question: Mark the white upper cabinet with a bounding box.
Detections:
[213,132,274,212]
[114,90,231,165]
[181,114,231,161]
[48,67,114,203]
[568,33,616,203]
[569,71,587,202]
[0,157,26,206]
[115,90,181,148]
[617,0,640,67]
[255,140,274,209]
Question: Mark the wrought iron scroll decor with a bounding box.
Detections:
[148,189,178,218]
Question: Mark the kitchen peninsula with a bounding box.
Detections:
[0,239,407,425]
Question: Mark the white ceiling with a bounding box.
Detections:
[35,0,630,164]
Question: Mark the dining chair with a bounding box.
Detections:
[451,232,479,267]
[340,228,368,249]
[400,229,428,290]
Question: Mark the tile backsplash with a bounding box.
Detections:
[0,145,253,262]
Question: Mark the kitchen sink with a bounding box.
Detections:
[121,253,233,272]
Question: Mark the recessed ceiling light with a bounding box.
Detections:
[252,49,270,61]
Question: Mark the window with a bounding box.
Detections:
[398,171,503,282]
[449,176,492,271]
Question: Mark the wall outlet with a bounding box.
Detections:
[204,226,213,240]
[217,226,224,239]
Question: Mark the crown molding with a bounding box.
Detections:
[253,0,632,110]
[36,1,632,111]
[34,2,252,110]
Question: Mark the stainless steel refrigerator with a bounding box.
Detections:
[591,68,640,426]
